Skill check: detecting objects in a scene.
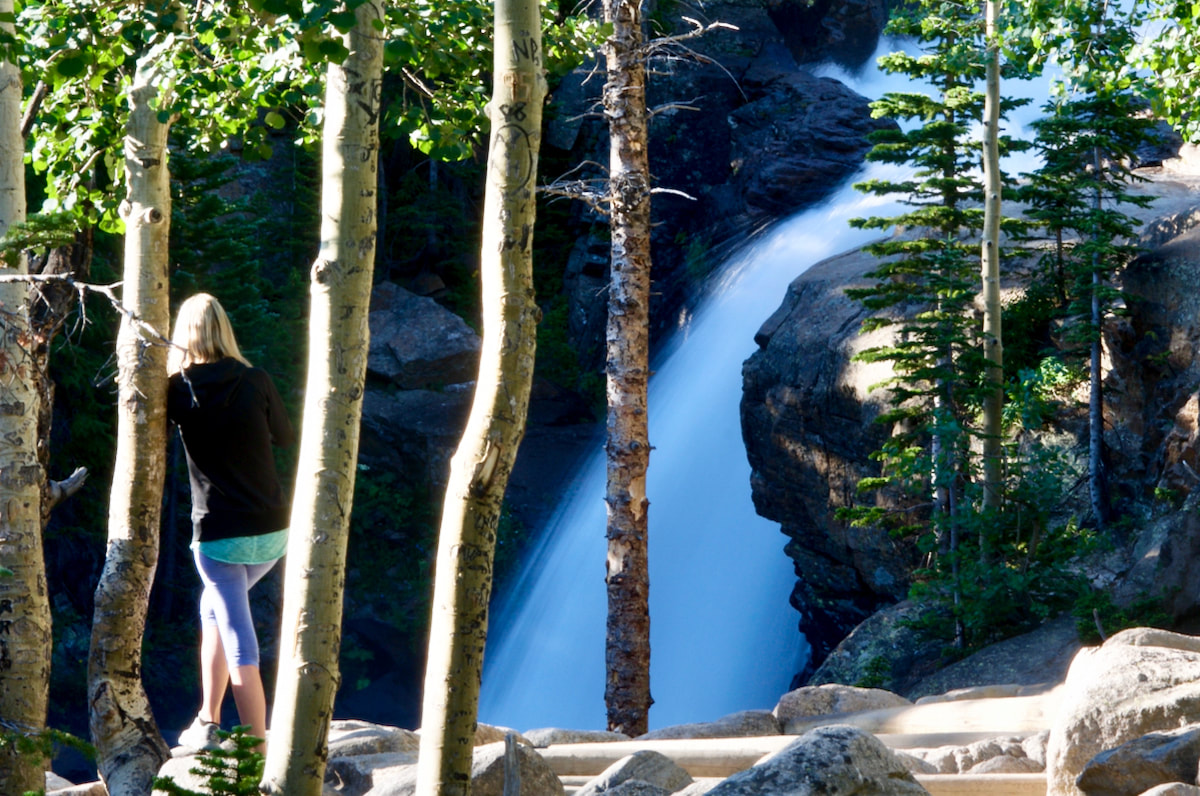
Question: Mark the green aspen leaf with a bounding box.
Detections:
[301,38,322,61]
[99,214,124,235]
[265,110,286,129]
[318,38,350,63]
[329,10,357,31]
[384,38,414,63]
[262,0,300,15]
[0,566,10,578]
[55,53,87,77]
[156,110,172,123]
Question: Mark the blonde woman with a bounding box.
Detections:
[167,293,294,753]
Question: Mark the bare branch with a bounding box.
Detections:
[639,18,746,101]
[46,466,90,513]
[648,100,702,117]
[0,273,176,352]
[540,181,610,214]
[649,187,697,201]
[563,98,607,124]
[656,17,739,45]
[551,159,610,181]
[401,67,436,98]
[538,158,610,211]
[20,81,49,139]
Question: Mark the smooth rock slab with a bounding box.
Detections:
[50,782,109,796]
[155,755,214,795]
[327,751,420,796]
[602,782,673,796]
[773,684,912,732]
[703,724,929,796]
[638,711,781,741]
[1138,785,1200,796]
[328,719,420,758]
[967,755,1043,775]
[526,727,632,747]
[575,750,694,796]
[362,740,562,796]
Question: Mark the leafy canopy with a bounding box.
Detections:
[16,0,601,230]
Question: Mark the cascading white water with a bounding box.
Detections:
[478,32,1050,732]
[478,175,911,731]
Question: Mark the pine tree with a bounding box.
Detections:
[846,0,994,566]
[1018,0,1155,530]
[844,0,1030,649]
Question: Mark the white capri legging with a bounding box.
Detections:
[193,548,279,668]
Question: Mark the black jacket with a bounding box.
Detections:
[167,358,295,543]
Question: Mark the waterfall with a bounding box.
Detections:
[478,33,1049,733]
[478,176,910,731]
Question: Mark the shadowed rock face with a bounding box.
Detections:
[552,0,897,370]
[766,0,893,68]
[739,243,916,679]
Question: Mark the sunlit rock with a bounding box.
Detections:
[703,725,928,796]
[772,683,910,733]
[525,728,632,747]
[1046,628,1200,796]
[574,750,693,796]
[637,711,780,741]
[1076,724,1200,796]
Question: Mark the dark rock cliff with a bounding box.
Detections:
[739,238,916,679]
[548,0,895,367]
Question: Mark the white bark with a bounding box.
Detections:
[0,4,51,792]
[980,0,1003,514]
[87,40,174,796]
[261,4,383,794]
[414,0,545,791]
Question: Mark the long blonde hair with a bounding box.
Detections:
[168,293,251,375]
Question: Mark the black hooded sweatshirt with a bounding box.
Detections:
[167,358,295,544]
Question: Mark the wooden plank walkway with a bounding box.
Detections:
[563,772,1045,796]
[545,691,1058,795]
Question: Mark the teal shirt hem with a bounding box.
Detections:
[194,529,288,565]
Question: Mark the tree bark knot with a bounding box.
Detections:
[312,259,338,284]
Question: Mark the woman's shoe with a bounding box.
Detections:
[177,716,221,751]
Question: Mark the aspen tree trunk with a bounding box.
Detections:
[979,0,1003,516]
[1089,145,1108,529]
[87,38,175,796]
[414,0,545,791]
[602,0,653,738]
[260,4,382,793]
[0,5,51,792]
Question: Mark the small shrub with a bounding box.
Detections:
[153,726,264,796]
